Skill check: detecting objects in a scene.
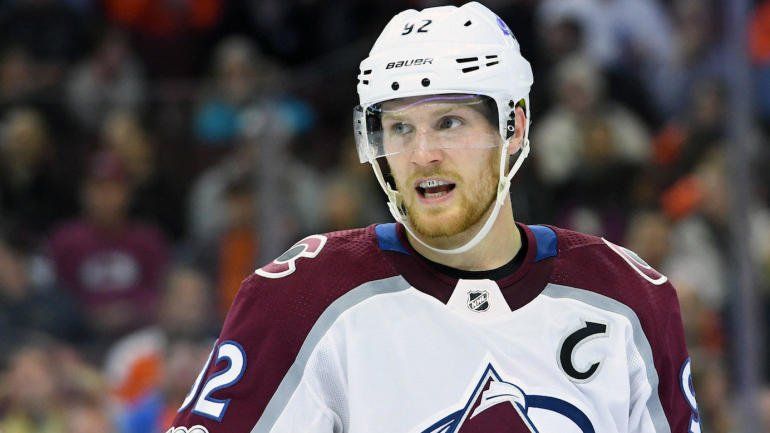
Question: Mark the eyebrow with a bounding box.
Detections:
[381,112,405,123]
[383,94,478,112]
[381,105,462,123]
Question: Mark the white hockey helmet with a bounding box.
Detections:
[353,1,534,254]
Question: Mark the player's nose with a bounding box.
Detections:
[409,130,443,166]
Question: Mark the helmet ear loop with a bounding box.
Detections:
[376,157,397,191]
[370,157,407,222]
[495,105,517,205]
[497,108,529,205]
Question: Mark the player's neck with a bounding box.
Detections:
[407,198,521,272]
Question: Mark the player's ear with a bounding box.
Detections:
[507,106,527,155]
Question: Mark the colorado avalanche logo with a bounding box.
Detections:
[419,363,595,433]
[255,235,327,279]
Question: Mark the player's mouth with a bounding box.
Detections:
[415,178,456,203]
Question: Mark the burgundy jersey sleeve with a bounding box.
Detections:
[169,227,396,433]
[548,227,700,433]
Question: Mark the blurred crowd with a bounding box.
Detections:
[1,0,770,432]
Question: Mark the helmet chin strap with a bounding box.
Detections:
[370,138,530,255]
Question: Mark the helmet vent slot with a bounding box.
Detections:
[461,66,480,73]
[486,61,499,67]
[464,20,472,26]
[363,69,372,75]
[455,57,478,63]
[485,55,498,59]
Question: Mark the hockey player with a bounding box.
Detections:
[170,2,700,432]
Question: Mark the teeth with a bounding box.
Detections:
[419,179,449,188]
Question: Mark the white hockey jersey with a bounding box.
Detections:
[170,223,700,433]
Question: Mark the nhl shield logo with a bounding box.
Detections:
[467,290,489,312]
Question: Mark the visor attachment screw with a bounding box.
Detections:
[421,78,430,87]
[391,82,400,90]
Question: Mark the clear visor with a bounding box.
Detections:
[353,94,501,163]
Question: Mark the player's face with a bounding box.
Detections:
[382,97,501,239]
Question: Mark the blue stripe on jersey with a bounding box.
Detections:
[529,225,558,262]
[376,223,410,255]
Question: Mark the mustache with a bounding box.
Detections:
[405,169,462,186]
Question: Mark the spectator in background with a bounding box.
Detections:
[0,0,88,94]
[0,107,76,242]
[664,148,770,312]
[534,54,650,187]
[0,339,66,433]
[66,29,146,133]
[665,147,770,315]
[665,148,733,311]
[215,174,259,315]
[194,36,262,149]
[0,232,85,351]
[536,0,673,124]
[187,117,264,243]
[0,47,37,108]
[533,53,650,240]
[192,36,313,154]
[62,395,118,433]
[650,0,730,118]
[0,45,76,148]
[187,103,316,252]
[188,37,317,265]
[533,11,585,115]
[187,109,325,307]
[0,337,117,433]
[654,77,766,218]
[652,78,726,189]
[103,265,216,433]
[101,110,185,241]
[48,150,169,345]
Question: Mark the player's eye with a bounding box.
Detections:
[390,121,413,135]
[437,116,463,130]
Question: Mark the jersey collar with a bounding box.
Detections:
[374,222,558,311]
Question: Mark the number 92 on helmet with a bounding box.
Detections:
[353,1,533,164]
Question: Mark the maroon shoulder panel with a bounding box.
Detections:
[547,226,696,433]
[170,226,398,432]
